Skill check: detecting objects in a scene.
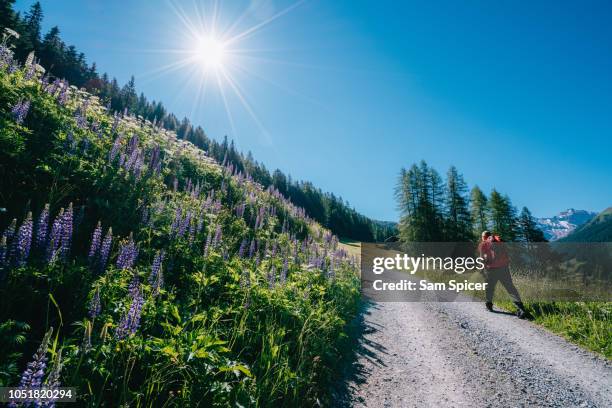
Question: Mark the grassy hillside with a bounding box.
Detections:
[0,45,360,406]
[560,207,612,242]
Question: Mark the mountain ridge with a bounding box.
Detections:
[536,208,597,241]
[559,207,612,242]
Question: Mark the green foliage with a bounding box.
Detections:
[498,300,612,358]
[0,57,360,407]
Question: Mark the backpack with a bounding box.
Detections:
[491,235,510,267]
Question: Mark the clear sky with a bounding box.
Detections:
[15,0,612,220]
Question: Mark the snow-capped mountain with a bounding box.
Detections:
[537,209,597,241]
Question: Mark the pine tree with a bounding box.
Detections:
[0,0,16,31]
[121,76,138,113]
[470,186,488,236]
[445,166,473,241]
[517,207,546,242]
[489,189,518,241]
[20,1,43,54]
[396,161,444,241]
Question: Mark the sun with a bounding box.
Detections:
[192,35,227,71]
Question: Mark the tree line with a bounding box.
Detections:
[395,161,545,242]
[0,0,396,242]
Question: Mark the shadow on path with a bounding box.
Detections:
[331,300,388,407]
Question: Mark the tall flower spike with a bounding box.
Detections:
[36,204,49,250]
[11,99,31,124]
[0,236,7,269]
[88,288,101,319]
[98,227,113,272]
[59,203,73,261]
[115,284,144,340]
[46,209,63,265]
[148,250,164,285]
[116,233,138,270]
[44,350,63,408]
[88,221,102,261]
[238,239,247,258]
[16,212,33,266]
[16,327,53,389]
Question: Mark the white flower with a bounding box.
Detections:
[4,28,20,39]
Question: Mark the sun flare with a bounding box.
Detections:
[192,35,227,70]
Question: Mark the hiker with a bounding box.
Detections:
[478,231,528,319]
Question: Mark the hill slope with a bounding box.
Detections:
[560,207,612,242]
[0,44,360,406]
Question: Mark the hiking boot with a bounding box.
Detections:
[514,302,529,319]
[485,302,493,312]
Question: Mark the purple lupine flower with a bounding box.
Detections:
[109,134,122,163]
[115,284,144,339]
[116,234,138,270]
[268,266,276,289]
[59,203,73,261]
[203,231,212,257]
[177,211,191,238]
[212,225,222,249]
[238,239,247,258]
[0,236,8,270]
[16,328,53,389]
[118,152,126,167]
[2,218,17,241]
[88,288,101,319]
[57,81,68,105]
[328,258,335,280]
[46,209,64,265]
[236,203,245,218]
[98,227,113,272]
[36,204,49,250]
[248,239,256,259]
[170,207,181,234]
[74,100,89,129]
[2,218,17,263]
[148,250,164,285]
[11,99,31,124]
[281,256,288,285]
[44,351,63,408]
[16,212,33,266]
[111,112,120,133]
[149,250,165,295]
[88,221,102,260]
[148,144,161,174]
[24,62,36,81]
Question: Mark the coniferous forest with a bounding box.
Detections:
[0,0,396,243]
[395,161,546,243]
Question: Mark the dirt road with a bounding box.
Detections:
[337,299,611,407]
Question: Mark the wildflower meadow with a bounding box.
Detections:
[0,31,360,407]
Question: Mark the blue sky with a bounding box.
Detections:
[15,0,612,220]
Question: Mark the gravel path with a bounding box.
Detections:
[337,295,611,407]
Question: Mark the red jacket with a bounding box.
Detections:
[478,239,510,269]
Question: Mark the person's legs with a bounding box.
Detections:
[498,267,528,318]
[484,269,499,311]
